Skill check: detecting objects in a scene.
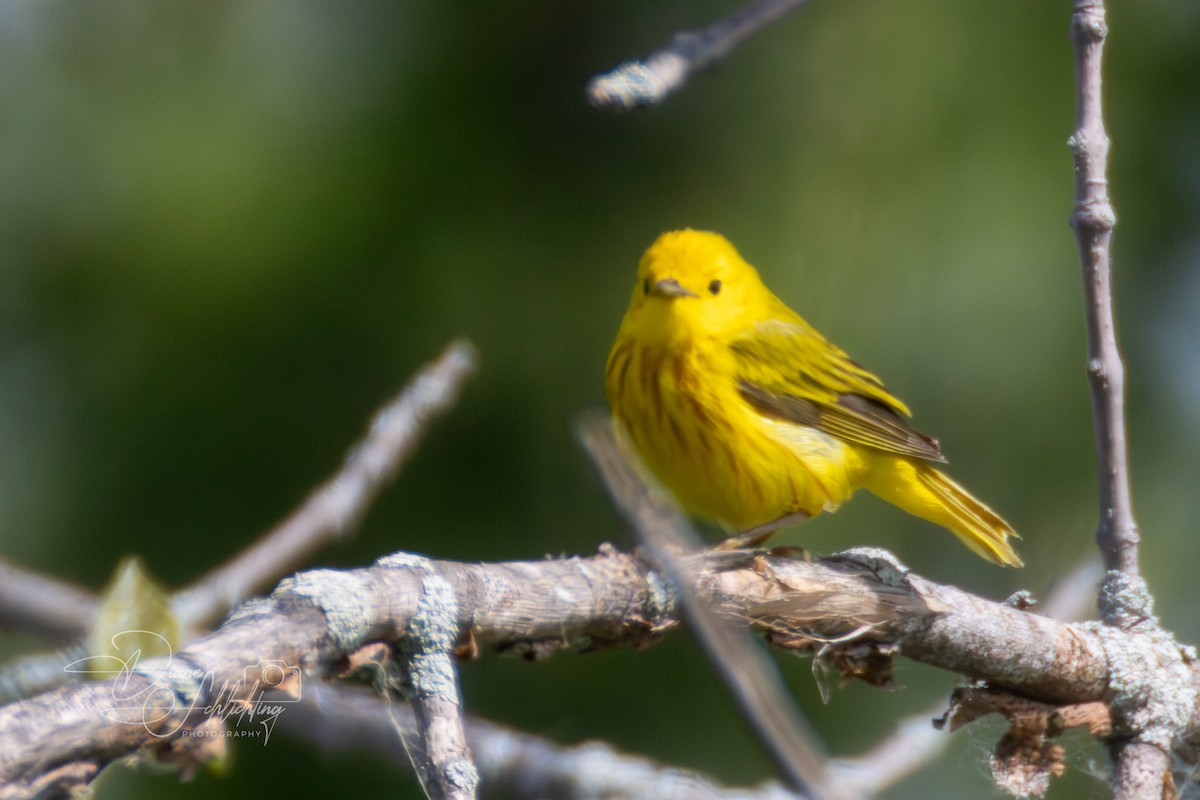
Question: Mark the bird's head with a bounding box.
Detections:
[623,229,771,339]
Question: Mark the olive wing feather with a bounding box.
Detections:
[730,319,946,463]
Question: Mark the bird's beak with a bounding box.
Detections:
[651,278,697,299]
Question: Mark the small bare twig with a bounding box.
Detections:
[171,341,478,629]
[938,686,1114,797]
[580,414,832,800]
[587,0,808,110]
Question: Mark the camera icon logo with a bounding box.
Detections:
[244,660,301,701]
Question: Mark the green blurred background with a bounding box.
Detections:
[2,1,1197,797]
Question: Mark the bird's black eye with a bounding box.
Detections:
[708,279,722,295]
[643,278,650,295]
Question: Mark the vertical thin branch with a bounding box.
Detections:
[1068,0,1139,585]
[1069,4,1173,797]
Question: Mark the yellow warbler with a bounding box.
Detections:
[605,229,1021,566]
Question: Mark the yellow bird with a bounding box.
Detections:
[605,229,1021,566]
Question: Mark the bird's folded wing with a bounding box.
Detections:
[731,319,946,463]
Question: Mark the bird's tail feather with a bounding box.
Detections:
[866,459,1022,567]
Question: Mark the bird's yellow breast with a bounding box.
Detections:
[606,334,865,530]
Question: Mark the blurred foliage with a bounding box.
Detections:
[1,1,1197,798]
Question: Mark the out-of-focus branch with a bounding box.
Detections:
[830,713,946,797]
[0,559,96,640]
[171,341,478,630]
[287,683,798,800]
[0,645,88,706]
[1037,558,1103,622]
[579,414,834,800]
[0,342,478,711]
[587,0,808,110]
[0,343,477,643]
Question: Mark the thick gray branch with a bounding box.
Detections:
[1,546,1155,797]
